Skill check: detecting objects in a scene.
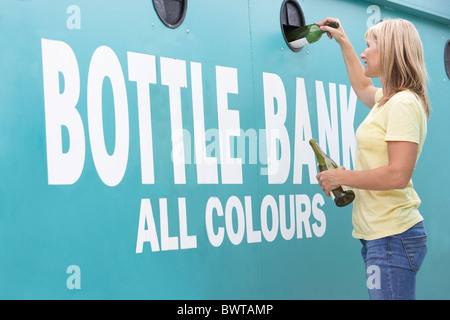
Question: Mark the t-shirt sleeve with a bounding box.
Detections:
[374,88,383,104]
[384,95,423,144]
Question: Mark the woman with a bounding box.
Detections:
[316,18,430,300]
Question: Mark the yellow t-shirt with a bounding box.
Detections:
[352,89,427,240]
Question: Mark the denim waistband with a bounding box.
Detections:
[360,221,426,245]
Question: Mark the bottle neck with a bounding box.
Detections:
[326,21,339,29]
[309,140,327,166]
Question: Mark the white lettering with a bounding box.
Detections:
[136,199,160,253]
[260,195,279,242]
[316,81,340,165]
[279,195,295,240]
[340,84,357,169]
[161,57,188,184]
[293,77,316,184]
[296,194,312,238]
[205,197,224,247]
[222,304,273,315]
[178,198,197,250]
[225,196,245,245]
[205,194,326,247]
[87,46,129,187]
[191,62,219,184]
[42,39,357,188]
[159,198,179,251]
[311,193,326,237]
[127,52,157,184]
[262,72,290,184]
[216,66,242,184]
[244,196,262,244]
[42,38,85,185]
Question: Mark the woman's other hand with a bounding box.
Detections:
[316,166,346,197]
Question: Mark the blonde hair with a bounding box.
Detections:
[366,19,430,118]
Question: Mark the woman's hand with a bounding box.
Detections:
[315,17,348,45]
[316,166,346,197]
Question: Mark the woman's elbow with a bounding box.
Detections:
[390,173,411,189]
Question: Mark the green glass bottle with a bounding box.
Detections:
[286,22,339,49]
[309,138,355,207]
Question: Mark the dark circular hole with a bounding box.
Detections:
[280,0,306,52]
[445,40,450,80]
[153,0,187,29]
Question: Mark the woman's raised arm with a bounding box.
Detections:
[316,17,379,108]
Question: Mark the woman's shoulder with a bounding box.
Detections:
[386,90,425,118]
[389,90,420,103]
[374,88,383,99]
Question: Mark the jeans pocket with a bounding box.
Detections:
[401,235,427,272]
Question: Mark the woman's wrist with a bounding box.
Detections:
[337,167,350,188]
[338,36,352,50]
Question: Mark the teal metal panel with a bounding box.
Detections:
[0,0,449,299]
[365,0,450,24]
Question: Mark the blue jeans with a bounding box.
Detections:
[360,222,427,300]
